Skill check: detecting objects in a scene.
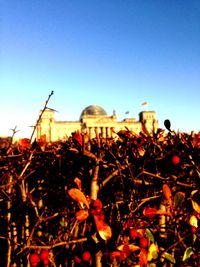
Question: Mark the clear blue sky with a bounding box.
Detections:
[0,0,200,138]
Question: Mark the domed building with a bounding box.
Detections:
[36,104,158,142]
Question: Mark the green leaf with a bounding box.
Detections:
[163,252,176,264]
[174,191,185,208]
[145,228,154,242]
[183,247,194,262]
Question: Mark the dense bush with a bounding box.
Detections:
[0,129,199,267]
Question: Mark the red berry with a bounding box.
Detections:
[129,228,140,239]
[82,250,91,262]
[139,237,148,248]
[29,253,40,267]
[93,199,103,210]
[40,249,49,261]
[43,258,49,266]
[172,155,180,165]
[191,226,197,234]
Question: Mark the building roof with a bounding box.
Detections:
[80,105,107,119]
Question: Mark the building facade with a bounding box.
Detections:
[36,105,158,142]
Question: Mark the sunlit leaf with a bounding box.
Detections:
[162,252,176,264]
[94,215,112,240]
[68,188,89,209]
[183,247,194,262]
[145,228,154,242]
[117,243,140,255]
[191,200,200,214]
[189,215,198,227]
[148,243,159,261]
[174,191,185,208]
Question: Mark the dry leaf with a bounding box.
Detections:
[94,215,112,240]
[163,184,172,207]
[68,188,89,209]
[75,209,89,221]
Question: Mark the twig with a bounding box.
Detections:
[137,170,169,180]
[30,90,54,143]
[131,195,161,213]
[18,237,87,254]
[6,126,19,155]
[102,169,119,186]
[26,212,59,247]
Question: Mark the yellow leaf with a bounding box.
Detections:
[94,215,112,240]
[148,243,159,261]
[191,200,200,214]
[189,215,198,227]
[68,188,89,209]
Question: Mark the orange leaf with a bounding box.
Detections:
[74,177,82,190]
[110,251,122,261]
[75,209,89,221]
[72,131,83,146]
[143,207,171,218]
[68,188,89,209]
[163,184,172,206]
[94,215,112,240]
[143,207,158,218]
[139,248,148,267]
[117,244,140,257]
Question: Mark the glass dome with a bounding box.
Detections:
[80,105,107,119]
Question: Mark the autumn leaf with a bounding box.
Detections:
[191,190,200,214]
[143,207,158,218]
[188,215,198,227]
[147,243,159,261]
[162,184,172,207]
[162,252,176,264]
[139,248,148,267]
[75,209,89,221]
[117,243,140,257]
[143,207,171,219]
[182,247,194,262]
[72,131,83,146]
[68,188,89,209]
[74,177,82,190]
[145,229,154,242]
[94,215,112,240]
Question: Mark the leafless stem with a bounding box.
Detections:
[18,237,87,254]
[136,170,169,180]
[90,160,100,200]
[30,90,54,143]
[6,126,19,155]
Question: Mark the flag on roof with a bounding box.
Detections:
[142,102,148,106]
